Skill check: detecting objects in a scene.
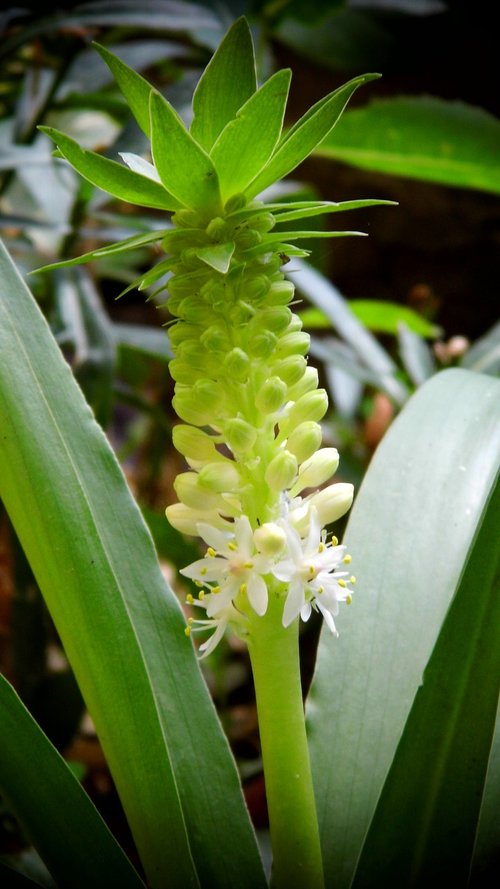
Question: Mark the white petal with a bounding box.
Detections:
[234,515,254,558]
[300,601,312,622]
[282,579,305,627]
[316,599,338,635]
[246,574,268,616]
[271,559,296,583]
[198,619,228,658]
[180,557,227,582]
[205,580,238,616]
[196,523,233,553]
[119,152,162,182]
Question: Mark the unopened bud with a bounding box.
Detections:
[224,418,258,453]
[247,331,278,359]
[165,502,228,535]
[273,355,306,386]
[281,389,329,432]
[286,421,322,462]
[267,280,294,305]
[224,347,250,381]
[253,522,286,557]
[286,366,318,401]
[309,483,354,526]
[198,461,240,493]
[276,331,310,357]
[174,472,223,510]
[290,448,339,496]
[258,306,292,334]
[255,376,287,414]
[225,193,247,213]
[206,217,227,240]
[200,325,227,352]
[172,425,222,463]
[264,449,298,491]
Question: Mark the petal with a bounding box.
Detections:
[205,579,239,617]
[282,578,305,628]
[196,522,233,553]
[180,556,227,582]
[234,515,254,558]
[198,619,228,658]
[316,599,338,635]
[271,559,296,583]
[300,601,312,622]
[246,574,268,616]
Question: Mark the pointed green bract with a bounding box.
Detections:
[273,198,396,223]
[190,17,257,152]
[194,241,235,273]
[94,42,154,138]
[0,674,145,889]
[33,229,169,274]
[211,69,292,200]
[244,73,380,199]
[39,127,181,210]
[150,91,222,216]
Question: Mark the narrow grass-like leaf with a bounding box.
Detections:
[245,73,380,199]
[273,198,395,224]
[32,229,168,274]
[94,42,154,137]
[39,127,181,210]
[300,301,440,338]
[0,674,145,889]
[150,91,221,215]
[0,240,267,889]
[315,96,500,195]
[306,368,500,889]
[398,321,437,386]
[211,69,291,199]
[190,17,256,152]
[351,472,500,886]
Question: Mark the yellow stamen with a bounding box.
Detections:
[338,579,346,588]
[212,585,221,594]
[184,626,191,637]
[346,594,353,605]
[243,561,254,569]
[331,535,338,546]
[318,542,325,552]
[343,554,352,564]
[207,547,217,558]
[240,582,247,595]
[200,567,207,576]
[186,593,194,604]
[317,586,324,594]
[308,565,315,577]
[198,590,205,600]
[188,617,194,625]
[228,541,237,551]
[350,576,357,584]
[195,580,203,588]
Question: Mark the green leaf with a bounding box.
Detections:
[149,91,222,215]
[306,368,500,888]
[93,42,154,138]
[194,241,235,273]
[349,299,441,337]
[113,322,172,361]
[398,321,437,387]
[0,239,267,889]
[190,17,257,152]
[0,674,145,889]
[32,229,168,274]
[211,69,291,199]
[273,198,396,224]
[461,320,500,376]
[315,97,500,195]
[39,127,182,210]
[351,471,500,887]
[245,73,380,199]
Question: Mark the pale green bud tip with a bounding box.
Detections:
[309,483,354,526]
[253,523,287,557]
[286,421,323,462]
[172,425,220,463]
[264,449,298,491]
[224,347,250,381]
[255,376,288,414]
[165,503,228,535]
[174,472,223,510]
[290,448,340,496]
[223,418,257,453]
[283,389,329,431]
[198,461,240,493]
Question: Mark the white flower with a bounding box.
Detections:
[272,508,353,630]
[180,515,270,617]
[184,597,240,659]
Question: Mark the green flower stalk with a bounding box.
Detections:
[37,18,390,888]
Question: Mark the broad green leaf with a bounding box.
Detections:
[245,73,380,199]
[150,91,222,215]
[0,674,145,889]
[0,240,267,889]
[306,368,500,889]
[94,42,154,138]
[32,229,168,274]
[194,241,235,273]
[190,17,257,152]
[211,69,291,199]
[316,97,500,195]
[351,471,500,886]
[39,127,182,210]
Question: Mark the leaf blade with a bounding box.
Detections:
[93,42,154,138]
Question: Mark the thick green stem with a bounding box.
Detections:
[247,590,325,889]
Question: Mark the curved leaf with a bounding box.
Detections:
[306,368,500,888]
[0,239,266,889]
[0,674,145,889]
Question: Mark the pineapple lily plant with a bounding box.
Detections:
[0,16,498,889]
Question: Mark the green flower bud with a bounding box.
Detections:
[276,331,310,357]
[165,502,228,536]
[235,228,261,249]
[253,522,286,557]
[250,213,275,234]
[247,331,278,359]
[245,275,271,302]
[255,376,288,414]
[273,355,307,386]
[286,366,319,401]
[224,347,250,381]
[168,322,202,348]
[206,217,227,240]
[264,449,298,491]
[281,389,329,432]
[200,325,228,352]
[230,301,255,324]
[289,448,339,496]
[169,358,202,384]
[172,425,222,463]
[286,421,323,462]
[256,306,292,335]
[267,280,294,305]
[198,461,241,493]
[223,418,258,453]
[174,472,223,510]
[172,209,202,229]
[225,193,247,213]
[173,380,223,426]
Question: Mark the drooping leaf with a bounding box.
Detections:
[0,674,145,889]
[32,229,168,274]
[190,16,257,152]
[39,127,181,210]
[150,91,222,215]
[93,42,155,138]
[245,73,380,199]
[0,239,267,889]
[210,69,291,199]
[307,368,500,888]
[315,96,500,195]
